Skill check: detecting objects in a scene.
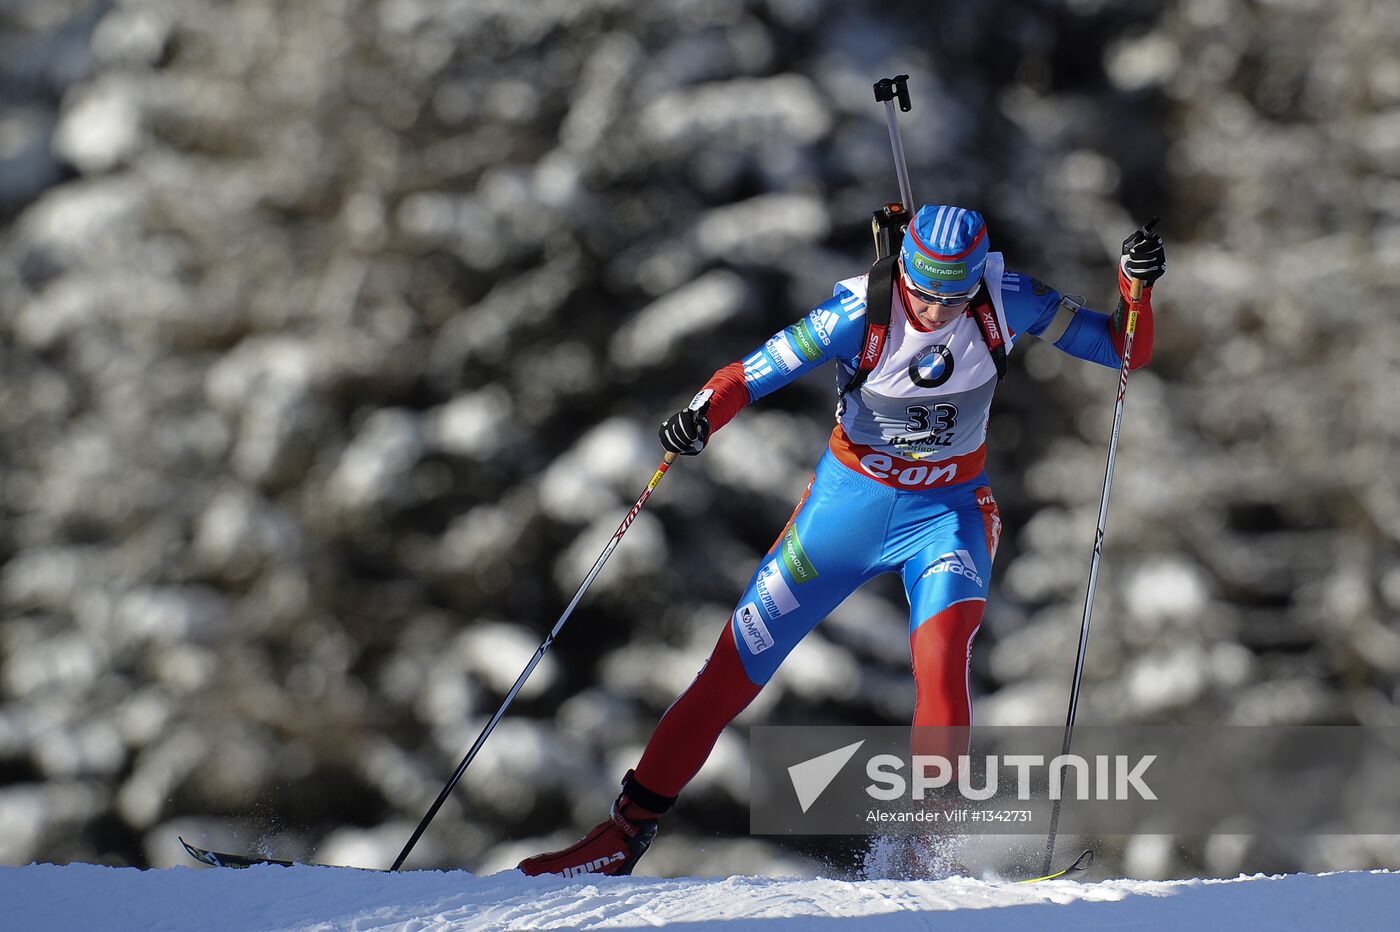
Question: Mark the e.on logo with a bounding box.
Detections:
[858,453,958,488]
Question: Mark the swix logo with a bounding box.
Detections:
[975,305,1001,343]
[919,549,983,588]
[862,327,885,365]
[618,482,658,537]
[559,850,626,877]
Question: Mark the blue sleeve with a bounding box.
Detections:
[740,286,867,401]
[999,270,1122,370]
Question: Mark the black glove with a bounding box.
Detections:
[659,398,711,455]
[1121,217,1166,286]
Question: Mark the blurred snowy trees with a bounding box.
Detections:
[0,0,1396,878]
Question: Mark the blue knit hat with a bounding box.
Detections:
[899,205,989,295]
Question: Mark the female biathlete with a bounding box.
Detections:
[519,204,1166,878]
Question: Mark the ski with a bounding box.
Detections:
[178,836,387,871]
[183,833,1092,883]
[1016,848,1094,883]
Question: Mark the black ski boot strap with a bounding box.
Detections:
[619,769,676,817]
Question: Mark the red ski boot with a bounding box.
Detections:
[518,771,676,878]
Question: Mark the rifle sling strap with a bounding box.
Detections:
[840,254,896,398]
[842,262,1007,399]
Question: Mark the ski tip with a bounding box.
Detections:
[1016,848,1095,884]
[178,836,218,867]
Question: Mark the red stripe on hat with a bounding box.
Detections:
[909,219,987,261]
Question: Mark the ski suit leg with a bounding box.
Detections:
[633,623,758,798]
[634,451,894,797]
[894,481,1001,759]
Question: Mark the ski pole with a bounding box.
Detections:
[873,75,915,210]
[1041,231,1154,875]
[390,451,679,871]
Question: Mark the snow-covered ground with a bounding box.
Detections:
[3,863,1397,931]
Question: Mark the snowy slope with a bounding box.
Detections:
[2,863,1397,931]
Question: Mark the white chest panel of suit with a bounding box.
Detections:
[834,253,1014,460]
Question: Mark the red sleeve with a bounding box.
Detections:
[700,361,751,431]
[1111,268,1154,371]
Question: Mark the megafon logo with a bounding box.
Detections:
[780,526,819,584]
[788,741,865,813]
[788,321,824,362]
[910,254,967,281]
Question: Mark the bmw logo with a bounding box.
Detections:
[908,345,954,388]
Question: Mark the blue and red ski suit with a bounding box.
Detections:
[633,255,1154,797]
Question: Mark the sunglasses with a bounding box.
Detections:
[899,258,980,306]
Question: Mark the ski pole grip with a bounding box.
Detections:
[1126,216,1155,302]
[873,75,912,111]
